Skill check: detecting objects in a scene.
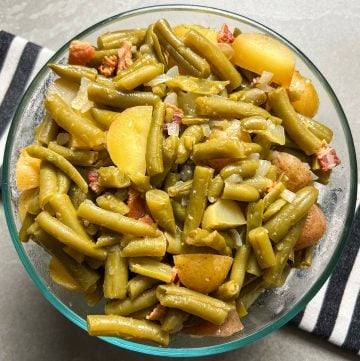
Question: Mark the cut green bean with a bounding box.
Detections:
[49,64,97,83]
[97,29,146,49]
[128,257,173,283]
[127,275,161,300]
[121,236,167,257]
[248,227,276,269]
[98,166,131,188]
[230,244,250,291]
[39,161,58,208]
[222,183,260,202]
[96,192,129,215]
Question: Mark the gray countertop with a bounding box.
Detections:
[0,0,359,360]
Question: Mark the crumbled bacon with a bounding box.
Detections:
[117,41,133,72]
[165,103,184,124]
[68,40,96,65]
[316,140,341,172]
[207,158,233,171]
[87,169,103,193]
[217,24,235,44]
[138,214,154,225]
[171,267,180,285]
[98,55,118,77]
[127,189,146,219]
[146,304,168,321]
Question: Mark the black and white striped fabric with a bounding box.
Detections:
[0,30,359,353]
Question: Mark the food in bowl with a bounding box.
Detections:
[14,17,341,347]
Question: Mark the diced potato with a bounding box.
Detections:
[174,254,233,294]
[15,149,41,191]
[173,24,218,43]
[49,78,79,104]
[288,70,319,117]
[107,106,153,179]
[202,199,246,230]
[48,256,82,292]
[18,188,37,221]
[232,32,295,88]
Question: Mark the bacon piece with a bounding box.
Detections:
[165,103,184,124]
[68,40,96,65]
[182,309,243,337]
[87,169,103,193]
[117,41,133,72]
[316,141,341,172]
[171,267,180,285]
[127,189,146,219]
[138,214,154,225]
[217,24,235,44]
[207,158,233,171]
[146,304,168,321]
[98,55,118,77]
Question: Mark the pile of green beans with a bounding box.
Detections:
[16,19,339,347]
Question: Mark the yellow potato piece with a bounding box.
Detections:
[289,70,319,117]
[15,149,41,191]
[232,32,295,88]
[18,188,37,222]
[48,256,82,292]
[107,106,153,179]
[202,199,246,230]
[173,24,218,43]
[174,254,233,294]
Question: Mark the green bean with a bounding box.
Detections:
[30,224,101,291]
[95,233,122,248]
[248,227,276,269]
[127,275,161,300]
[48,193,92,242]
[39,161,58,208]
[163,172,180,192]
[196,96,270,119]
[167,180,193,198]
[230,244,250,290]
[183,29,242,91]
[63,245,85,263]
[243,142,263,156]
[208,174,225,201]
[87,48,119,67]
[263,219,305,286]
[192,139,245,163]
[121,236,167,258]
[220,160,259,180]
[268,87,322,155]
[48,64,97,83]
[246,200,264,244]
[19,212,35,242]
[165,232,206,255]
[182,116,210,125]
[242,176,273,193]
[97,29,146,49]
[105,287,158,316]
[87,315,169,346]
[114,54,158,81]
[146,189,176,234]
[116,63,164,91]
[151,135,180,188]
[156,285,232,325]
[27,190,41,215]
[87,82,160,109]
[176,124,204,164]
[185,229,231,255]
[56,170,71,194]
[45,93,105,149]
[128,257,173,283]
[171,199,186,225]
[265,165,278,182]
[222,183,260,202]
[96,192,129,215]
[103,245,128,300]
[35,211,106,261]
[263,198,287,222]
[97,166,131,188]
[298,114,333,143]
[85,280,104,307]
[26,144,88,193]
[154,19,210,78]
[254,134,272,159]
[48,142,98,166]
[146,101,165,176]
[229,88,267,106]
[77,200,158,237]
[35,113,59,145]
[263,182,286,209]
[263,186,318,243]
[161,309,189,332]
[90,108,118,130]
[182,166,214,240]
[213,280,240,301]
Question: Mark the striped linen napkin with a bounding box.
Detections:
[0,30,359,353]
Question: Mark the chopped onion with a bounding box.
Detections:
[164,91,178,106]
[145,65,179,86]
[167,122,180,136]
[201,124,211,137]
[208,196,216,203]
[216,42,234,60]
[225,174,243,183]
[255,160,272,177]
[247,153,260,160]
[280,189,296,203]
[181,196,189,207]
[229,228,244,247]
[71,77,94,113]
[253,70,275,92]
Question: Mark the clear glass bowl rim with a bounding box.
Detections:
[2,3,358,357]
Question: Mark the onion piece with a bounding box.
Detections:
[252,70,275,92]
[145,65,179,86]
[167,122,180,136]
[164,91,178,106]
[71,77,94,113]
[229,229,243,247]
[216,42,235,60]
[201,124,211,137]
[225,174,243,183]
[280,189,296,203]
[255,160,272,177]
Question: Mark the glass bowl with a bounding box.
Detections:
[2,4,357,357]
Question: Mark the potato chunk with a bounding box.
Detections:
[232,32,295,87]
[174,254,233,294]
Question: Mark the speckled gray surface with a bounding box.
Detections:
[0,1,359,360]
